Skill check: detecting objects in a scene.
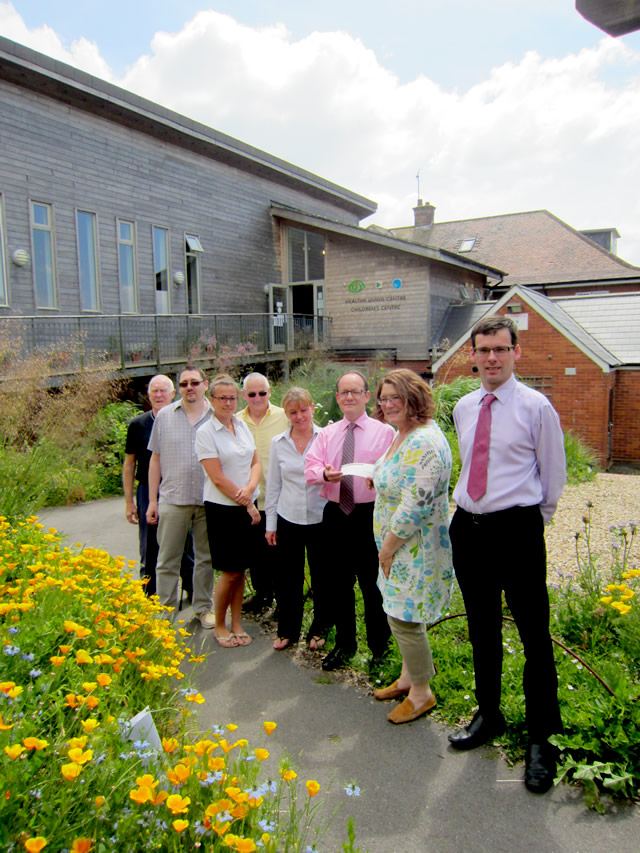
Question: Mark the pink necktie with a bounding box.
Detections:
[467,393,497,501]
[339,423,356,515]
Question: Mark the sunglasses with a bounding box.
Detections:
[178,380,203,388]
[247,390,268,398]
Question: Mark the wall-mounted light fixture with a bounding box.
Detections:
[12,248,30,266]
[173,271,185,286]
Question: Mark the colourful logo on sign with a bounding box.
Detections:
[392,279,402,289]
[375,281,382,288]
[348,279,366,294]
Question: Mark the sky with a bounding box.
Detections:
[3,1,640,265]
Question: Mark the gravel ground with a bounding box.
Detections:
[545,472,640,585]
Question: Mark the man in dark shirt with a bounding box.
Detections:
[123,374,193,599]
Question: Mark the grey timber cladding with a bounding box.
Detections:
[0,75,363,317]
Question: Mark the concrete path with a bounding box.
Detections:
[39,498,639,852]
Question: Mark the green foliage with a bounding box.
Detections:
[432,375,481,430]
[564,431,599,484]
[91,401,140,495]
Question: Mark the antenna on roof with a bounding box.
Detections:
[416,169,421,205]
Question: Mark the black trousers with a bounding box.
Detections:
[247,510,276,604]
[322,501,390,657]
[450,505,562,741]
[274,515,329,641]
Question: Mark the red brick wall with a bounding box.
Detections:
[434,299,615,464]
[612,370,640,463]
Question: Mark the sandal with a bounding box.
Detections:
[308,636,326,651]
[232,632,252,647]
[273,637,291,651]
[214,632,239,648]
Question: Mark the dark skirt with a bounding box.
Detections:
[204,501,253,572]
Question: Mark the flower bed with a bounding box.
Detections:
[0,518,343,851]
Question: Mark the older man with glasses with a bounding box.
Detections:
[146,365,215,627]
[305,370,395,672]
[237,372,288,614]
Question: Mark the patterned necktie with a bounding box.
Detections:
[467,393,497,501]
[339,423,357,515]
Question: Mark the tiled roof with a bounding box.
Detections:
[391,210,640,285]
[433,285,638,372]
[553,292,640,364]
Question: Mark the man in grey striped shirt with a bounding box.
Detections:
[146,365,216,628]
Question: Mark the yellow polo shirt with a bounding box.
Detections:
[237,404,289,510]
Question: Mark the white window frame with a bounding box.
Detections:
[152,225,171,314]
[30,200,57,310]
[76,209,101,312]
[185,232,203,314]
[117,218,138,313]
[0,194,7,307]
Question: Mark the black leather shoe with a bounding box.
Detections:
[524,742,557,794]
[321,647,355,672]
[448,712,506,751]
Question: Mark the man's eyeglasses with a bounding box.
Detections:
[247,390,268,398]
[213,395,237,403]
[378,395,402,406]
[337,389,365,398]
[473,346,514,358]
[178,380,203,388]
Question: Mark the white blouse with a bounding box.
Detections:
[264,425,327,531]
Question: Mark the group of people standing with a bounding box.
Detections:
[124,314,566,796]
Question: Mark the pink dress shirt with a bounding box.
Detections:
[304,413,395,504]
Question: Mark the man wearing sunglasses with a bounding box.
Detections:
[237,372,288,613]
[447,315,566,795]
[146,365,215,628]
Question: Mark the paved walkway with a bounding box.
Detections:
[39,498,639,852]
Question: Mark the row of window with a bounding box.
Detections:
[0,196,204,314]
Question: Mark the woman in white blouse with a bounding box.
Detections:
[196,374,261,648]
[265,387,328,651]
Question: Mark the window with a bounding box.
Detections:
[76,211,100,311]
[117,219,137,313]
[30,201,56,308]
[287,227,325,282]
[0,196,7,306]
[521,376,553,400]
[458,237,476,253]
[185,233,203,314]
[152,226,170,314]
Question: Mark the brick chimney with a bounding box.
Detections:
[413,199,435,228]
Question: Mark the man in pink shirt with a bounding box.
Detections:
[305,370,395,671]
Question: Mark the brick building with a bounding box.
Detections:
[432,285,640,466]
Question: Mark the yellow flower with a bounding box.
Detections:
[162,737,179,754]
[135,773,158,789]
[4,744,24,759]
[254,748,270,761]
[263,721,277,735]
[70,839,93,853]
[68,736,88,749]
[82,682,98,693]
[166,763,190,786]
[0,713,14,730]
[226,723,238,731]
[130,786,154,805]
[67,748,93,765]
[7,686,23,699]
[172,820,189,833]
[611,601,632,615]
[281,768,297,782]
[94,796,105,807]
[0,682,16,694]
[24,838,47,853]
[235,838,257,852]
[23,737,48,751]
[85,696,99,709]
[185,692,205,704]
[61,762,82,781]
[96,673,112,687]
[306,779,320,797]
[620,590,635,600]
[166,794,191,814]
[75,650,93,664]
[599,596,613,605]
[208,755,225,771]
[80,719,100,733]
[50,656,66,667]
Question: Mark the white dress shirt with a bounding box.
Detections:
[452,375,566,523]
[195,414,259,506]
[265,424,327,531]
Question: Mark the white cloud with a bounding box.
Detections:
[2,5,640,264]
